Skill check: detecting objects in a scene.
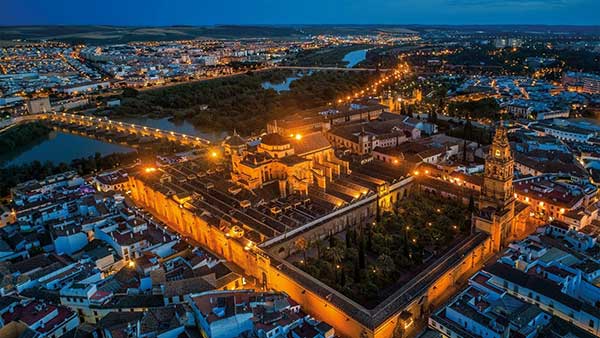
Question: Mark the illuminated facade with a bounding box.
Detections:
[121,120,503,338]
[126,156,496,338]
[230,132,349,196]
[473,124,529,252]
[380,88,422,112]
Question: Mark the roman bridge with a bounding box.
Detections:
[275,66,391,72]
[35,112,212,148]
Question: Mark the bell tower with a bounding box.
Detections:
[474,122,516,252]
[480,124,514,210]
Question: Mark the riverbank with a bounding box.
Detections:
[285,44,372,68]
[112,69,377,133]
[0,122,52,155]
[0,151,139,197]
[1,130,136,168]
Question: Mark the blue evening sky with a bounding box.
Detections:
[2,0,599,26]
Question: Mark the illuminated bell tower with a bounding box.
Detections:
[475,123,516,252]
[481,124,514,210]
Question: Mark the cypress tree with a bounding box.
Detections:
[367,226,373,252]
[345,228,352,248]
[354,258,361,282]
[359,237,366,269]
[468,194,476,213]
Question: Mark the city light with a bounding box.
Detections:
[4,22,595,338]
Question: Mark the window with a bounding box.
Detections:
[590,320,595,328]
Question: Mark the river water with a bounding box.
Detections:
[6,55,364,168]
[1,117,227,167]
[261,76,300,92]
[1,131,135,167]
[113,116,227,142]
[342,49,368,68]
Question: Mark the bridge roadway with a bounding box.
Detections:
[275,66,390,72]
[8,112,212,148]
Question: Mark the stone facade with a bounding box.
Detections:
[127,170,493,338]
[473,124,529,252]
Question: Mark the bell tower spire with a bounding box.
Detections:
[481,122,514,209]
[473,121,525,252]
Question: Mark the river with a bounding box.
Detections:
[342,49,368,68]
[261,76,300,92]
[1,117,228,167]
[1,131,135,167]
[261,71,313,93]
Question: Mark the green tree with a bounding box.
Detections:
[358,237,366,269]
[376,254,395,277]
[294,237,309,262]
[122,87,139,98]
[353,257,361,282]
[329,246,345,267]
[311,239,325,259]
[468,194,476,213]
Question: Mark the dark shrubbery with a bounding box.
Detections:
[114,70,375,133]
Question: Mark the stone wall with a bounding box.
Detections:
[127,174,493,338]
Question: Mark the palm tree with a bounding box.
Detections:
[311,238,325,260]
[330,246,345,267]
[376,254,395,277]
[294,237,308,262]
[328,246,345,284]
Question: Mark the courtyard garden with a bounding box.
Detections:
[291,191,473,308]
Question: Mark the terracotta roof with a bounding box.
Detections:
[261,133,290,146]
[224,133,246,147]
[291,132,331,156]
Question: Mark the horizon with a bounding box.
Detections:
[2,23,600,27]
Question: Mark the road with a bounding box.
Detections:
[0,114,45,133]
[276,66,389,72]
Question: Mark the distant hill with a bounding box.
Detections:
[0,25,306,44]
[0,24,598,44]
